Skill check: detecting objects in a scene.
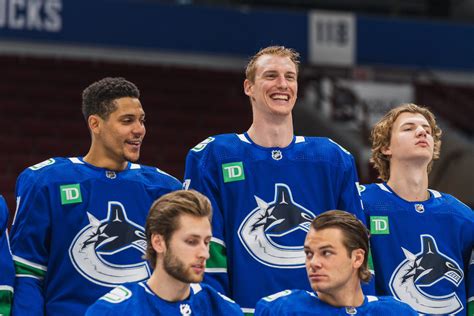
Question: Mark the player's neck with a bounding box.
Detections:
[147,270,191,302]
[387,162,429,201]
[83,147,128,171]
[318,282,364,308]
[247,116,294,148]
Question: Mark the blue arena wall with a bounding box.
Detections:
[0,0,473,70]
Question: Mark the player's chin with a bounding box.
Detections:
[186,274,204,284]
[125,152,141,163]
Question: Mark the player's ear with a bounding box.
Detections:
[381,145,391,156]
[244,79,253,97]
[352,249,365,269]
[151,234,166,254]
[88,115,101,134]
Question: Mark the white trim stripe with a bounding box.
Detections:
[190,283,202,294]
[468,296,474,302]
[367,295,378,302]
[0,285,13,293]
[139,282,155,296]
[16,274,43,280]
[242,308,255,313]
[12,255,47,271]
[130,163,141,169]
[205,268,227,273]
[237,134,251,144]
[376,183,391,193]
[211,237,226,247]
[295,136,305,143]
[68,157,84,164]
[156,168,180,182]
[428,189,442,198]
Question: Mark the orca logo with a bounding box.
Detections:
[238,184,315,268]
[389,234,464,314]
[69,201,150,287]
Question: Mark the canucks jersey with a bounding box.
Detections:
[86,281,244,315]
[184,133,365,313]
[0,195,14,316]
[361,183,474,316]
[255,289,417,315]
[9,157,181,316]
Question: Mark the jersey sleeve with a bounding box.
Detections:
[9,171,51,315]
[254,290,293,316]
[338,154,365,222]
[468,248,474,316]
[254,298,273,316]
[337,156,376,295]
[184,146,230,296]
[0,196,14,316]
[85,300,116,316]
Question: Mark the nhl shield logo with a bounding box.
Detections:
[238,183,315,268]
[389,234,464,314]
[69,201,150,287]
[105,171,117,179]
[271,150,283,161]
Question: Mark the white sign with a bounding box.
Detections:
[308,11,355,66]
[340,80,414,127]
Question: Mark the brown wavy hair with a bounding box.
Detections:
[370,103,442,181]
[311,210,372,283]
[145,190,212,268]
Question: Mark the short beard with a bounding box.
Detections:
[163,248,203,284]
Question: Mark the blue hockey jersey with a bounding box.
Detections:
[184,133,365,314]
[9,157,181,316]
[86,281,244,315]
[361,183,474,316]
[0,195,14,316]
[255,289,417,315]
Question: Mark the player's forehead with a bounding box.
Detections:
[394,112,429,128]
[173,214,212,239]
[254,54,297,76]
[110,97,144,117]
[305,227,344,249]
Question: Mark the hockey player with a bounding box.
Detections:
[9,77,182,315]
[255,210,417,315]
[361,103,474,315]
[0,195,14,316]
[86,190,243,315]
[184,46,366,314]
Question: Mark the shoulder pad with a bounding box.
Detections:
[101,286,132,304]
[29,158,56,171]
[191,137,215,152]
[328,139,351,155]
[262,289,292,302]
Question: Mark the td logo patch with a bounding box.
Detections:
[222,162,245,183]
[60,184,82,205]
[370,216,389,235]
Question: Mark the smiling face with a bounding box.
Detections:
[244,54,298,118]
[90,97,145,169]
[304,227,364,297]
[383,112,434,165]
[159,214,212,284]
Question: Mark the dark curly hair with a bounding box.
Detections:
[81,77,140,120]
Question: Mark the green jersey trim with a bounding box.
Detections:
[206,239,227,270]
